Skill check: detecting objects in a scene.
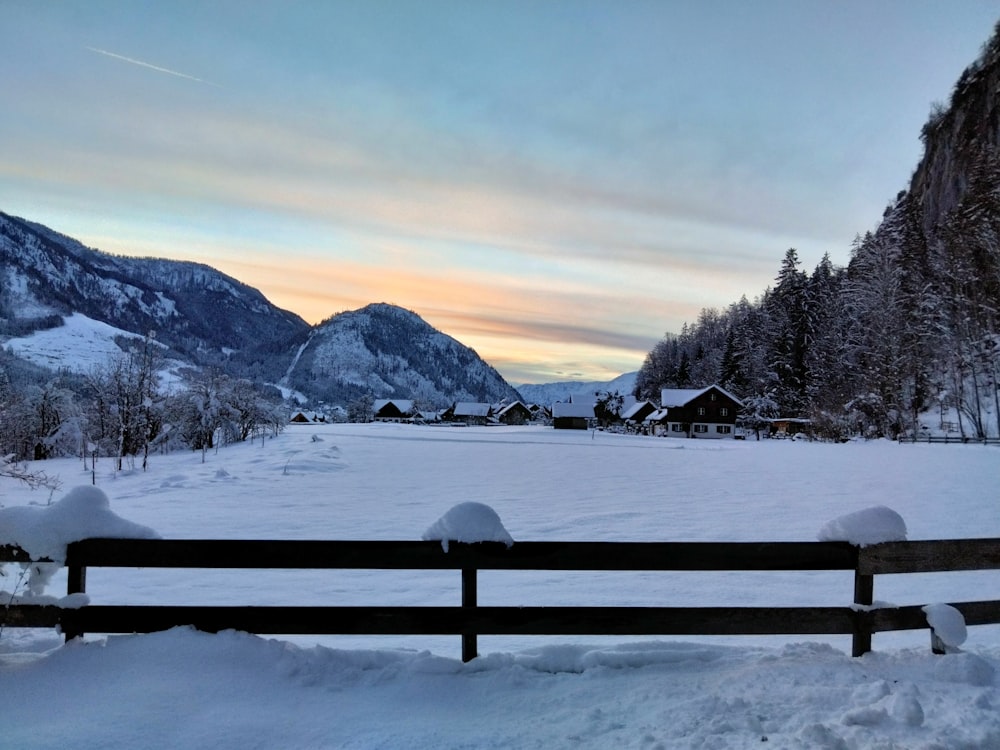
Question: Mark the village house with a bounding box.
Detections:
[372,399,416,422]
[495,401,533,425]
[649,385,743,439]
[551,401,595,430]
[289,411,326,424]
[620,400,657,431]
[444,402,493,425]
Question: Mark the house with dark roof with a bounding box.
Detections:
[373,399,416,422]
[620,400,657,430]
[444,402,493,425]
[655,385,743,438]
[496,401,533,425]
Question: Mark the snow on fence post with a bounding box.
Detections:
[422,502,514,661]
[923,603,967,655]
[817,506,908,657]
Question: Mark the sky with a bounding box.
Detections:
[2,2,998,384]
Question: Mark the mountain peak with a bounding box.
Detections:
[289,303,519,407]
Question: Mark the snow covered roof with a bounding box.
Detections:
[496,401,530,417]
[644,408,671,422]
[552,402,595,418]
[660,385,743,408]
[621,400,655,420]
[453,402,492,417]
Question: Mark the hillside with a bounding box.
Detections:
[0,214,526,408]
[283,303,522,407]
[0,211,310,372]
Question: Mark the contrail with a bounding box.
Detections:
[86,46,221,87]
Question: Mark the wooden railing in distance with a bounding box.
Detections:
[2,538,999,662]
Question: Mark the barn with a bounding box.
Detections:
[551,401,595,430]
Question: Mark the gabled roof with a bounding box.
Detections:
[621,400,655,420]
[552,402,595,418]
[496,401,530,417]
[453,402,492,417]
[373,398,415,414]
[644,408,671,422]
[660,385,743,408]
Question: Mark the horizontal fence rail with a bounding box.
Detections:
[897,435,1000,445]
[2,538,999,661]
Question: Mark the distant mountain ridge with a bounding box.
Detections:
[0,211,310,369]
[517,372,637,405]
[0,212,526,407]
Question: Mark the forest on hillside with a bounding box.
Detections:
[635,23,1000,441]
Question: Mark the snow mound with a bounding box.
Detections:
[0,485,159,562]
[816,505,907,546]
[422,502,514,552]
[923,603,968,650]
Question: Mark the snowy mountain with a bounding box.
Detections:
[517,371,637,406]
[0,211,310,370]
[282,303,522,407]
[0,213,526,407]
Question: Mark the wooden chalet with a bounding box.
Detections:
[447,402,493,425]
[655,385,743,439]
[620,400,657,429]
[289,411,324,424]
[495,401,533,425]
[372,399,416,422]
[551,401,595,430]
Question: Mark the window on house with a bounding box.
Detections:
[710,393,717,401]
[716,425,731,434]
[693,424,708,433]
[671,423,684,432]
[697,407,706,416]
[720,408,729,417]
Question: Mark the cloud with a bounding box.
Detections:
[85,47,221,87]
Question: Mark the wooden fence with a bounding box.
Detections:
[898,435,1000,445]
[2,537,1000,661]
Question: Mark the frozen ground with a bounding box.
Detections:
[2,424,999,748]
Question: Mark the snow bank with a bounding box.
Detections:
[816,505,907,546]
[422,502,514,552]
[0,485,159,562]
[6,629,1000,750]
[924,603,968,651]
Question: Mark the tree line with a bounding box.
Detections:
[637,24,1000,441]
[635,179,1000,440]
[0,335,288,470]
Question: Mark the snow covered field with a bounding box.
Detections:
[2,424,1000,748]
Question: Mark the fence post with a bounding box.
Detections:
[461,567,478,662]
[852,566,874,657]
[64,545,87,643]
